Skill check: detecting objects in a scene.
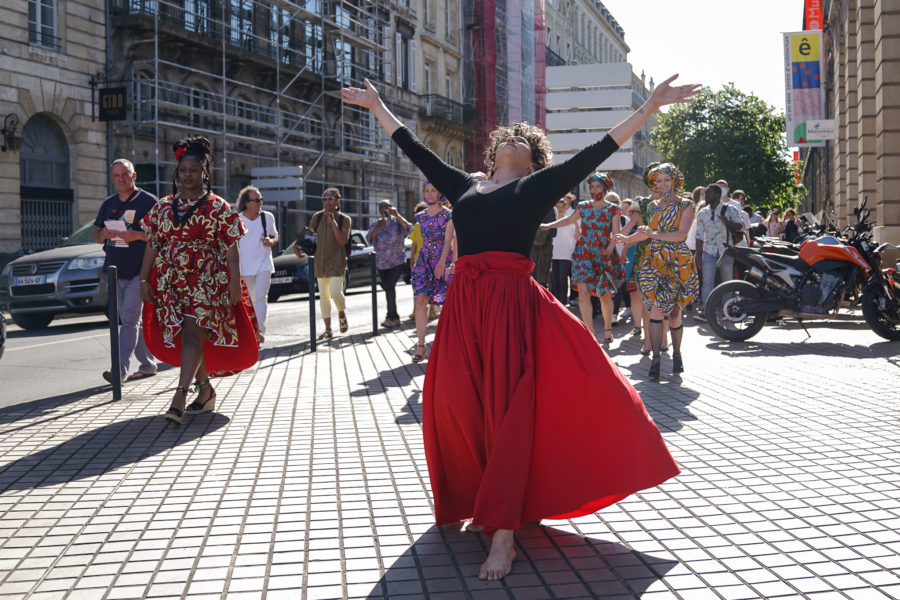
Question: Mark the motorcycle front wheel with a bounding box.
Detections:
[861,286,900,341]
[706,280,768,342]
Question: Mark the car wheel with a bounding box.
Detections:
[11,312,55,330]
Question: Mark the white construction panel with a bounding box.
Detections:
[546,63,632,88]
[250,165,303,177]
[547,132,632,152]
[546,109,632,131]
[252,177,304,189]
[546,88,632,110]
[553,150,634,171]
[258,189,303,203]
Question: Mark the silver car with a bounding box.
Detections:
[0,223,108,329]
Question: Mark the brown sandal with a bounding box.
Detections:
[338,314,349,333]
[412,343,426,363]
[317,329,333,340]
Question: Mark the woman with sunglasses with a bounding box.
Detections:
[342,75,698,581]
[237,186,278,343]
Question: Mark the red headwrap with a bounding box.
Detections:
[174,146,187,161]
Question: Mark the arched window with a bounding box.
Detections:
[19,114,72,250]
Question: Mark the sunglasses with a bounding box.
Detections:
[249,197,263,202]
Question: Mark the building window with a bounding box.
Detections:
[423,0,431,27]
[20,114,72,251]
[229,0,255,51]
[424,63,431,95]
[185,0,211,35]
[28,0,59,50]
[304,21,323,73]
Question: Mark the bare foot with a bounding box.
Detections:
[466,522,484,533]
[478,529,515,581]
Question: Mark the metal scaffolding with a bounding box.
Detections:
[110,0,419,244]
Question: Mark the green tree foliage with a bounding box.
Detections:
[650,84,799,212]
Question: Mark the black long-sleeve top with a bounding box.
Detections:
[392,127,620,258]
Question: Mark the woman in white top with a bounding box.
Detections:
[237,186,278,341]
[549,193,579,305]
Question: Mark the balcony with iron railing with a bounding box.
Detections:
[418,95,473,128]
[546,47,566,67]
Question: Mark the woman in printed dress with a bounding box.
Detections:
[139,136,259,424]
[410,180,455,362]
[542,172,625,344]
[618,163,699,379]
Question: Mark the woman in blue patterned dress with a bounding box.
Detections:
[543,172,625,343]
[618,163,699,379]
[410,180,455,362]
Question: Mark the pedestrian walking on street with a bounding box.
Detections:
[409,181,455,362]
[342,75,694,581]
[237,186,278,343]
[621,163,699,379]
[543,172,625,344]
[139,136,259,425]
[548,193,578,305]
[694,184,742,320]
[783,208,801,242]
[299,188,352,340]
[93,159,158,384]
[367,199,412,329]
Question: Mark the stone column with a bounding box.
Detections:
[855,0,878,216]
[873,0,900,247]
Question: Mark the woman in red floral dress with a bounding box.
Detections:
[543,172,625,344]
[139,136,259,424]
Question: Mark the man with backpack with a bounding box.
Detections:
[694,184,743,321]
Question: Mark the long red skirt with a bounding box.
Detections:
[142,271,259,378]
[424,251,679,534]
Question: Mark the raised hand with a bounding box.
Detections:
[649,74,701,108]
[341,78,381,110]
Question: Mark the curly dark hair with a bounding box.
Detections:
[483,122,553,176]
[172,135,214,197]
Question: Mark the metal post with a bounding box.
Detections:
[308,256,316,351]
[107,266,122,400]
[370,252,378,336]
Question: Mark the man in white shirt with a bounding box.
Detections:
[237,186,278,342]
[549,193,579,305]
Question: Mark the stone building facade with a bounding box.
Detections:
[0,0,108,260]
[413,0,472,178]
[801,0,899,247]
[544,0,627,67]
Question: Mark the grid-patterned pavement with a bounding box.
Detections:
[1,310,899,600]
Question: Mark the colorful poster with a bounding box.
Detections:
[784,30,826,147]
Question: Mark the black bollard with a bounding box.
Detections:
[106,266,122,401]
[370,252,379,336]
[308,256,316,351]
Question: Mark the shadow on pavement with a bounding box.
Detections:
[365,524,678,599]
[0,385,113,428]
[704,339,899,360]
[0,413,229,493]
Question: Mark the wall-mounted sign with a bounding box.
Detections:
[784,31,826,147]
[99,87,127,121]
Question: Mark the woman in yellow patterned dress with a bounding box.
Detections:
[618,163,698,379]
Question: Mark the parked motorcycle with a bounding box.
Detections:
[705,197,900,341]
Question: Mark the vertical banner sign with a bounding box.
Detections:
[804,0,823,30]
[793,150,801,185]
[784,30,826,147]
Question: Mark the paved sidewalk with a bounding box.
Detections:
[1,309,899,600]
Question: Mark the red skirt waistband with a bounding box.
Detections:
[454,251,534,279]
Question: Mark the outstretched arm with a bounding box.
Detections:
[342,79,470,203]
[524,75,700,209]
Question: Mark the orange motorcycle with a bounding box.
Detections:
[706,198,900,341]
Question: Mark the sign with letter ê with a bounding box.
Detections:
[784,30,826,147]
[99,87,127,122]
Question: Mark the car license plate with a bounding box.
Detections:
[271,276,293,285]
[15,275,46,286]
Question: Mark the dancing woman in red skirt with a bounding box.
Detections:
[342,75,699,580]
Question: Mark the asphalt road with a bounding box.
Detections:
[0,282,417,409]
